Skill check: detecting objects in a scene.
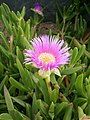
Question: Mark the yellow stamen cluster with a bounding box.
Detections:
[38,52,55,64]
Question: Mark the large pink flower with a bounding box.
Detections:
[24,35,70,71]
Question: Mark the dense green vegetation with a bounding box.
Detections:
[0,2,90,120]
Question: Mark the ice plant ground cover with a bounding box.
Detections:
[0,2,90,120]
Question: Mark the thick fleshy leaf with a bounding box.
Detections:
[2,15,12,35]
[0,32,9,49]
[48,102,55,120]
[78,106,85,120]
[61,65,83,75]
[35,112,43,120]
[36,99,49,118]
[10,109,27,120]
[70,47,78,65]
[0,113,13,120]
[55,102,68,117]
[86,85,90,115]
[75,74,87,97]
[63,103,73,120]
[21,6,25,18]
[9,77,28,92]
[31,73,50,104]
[24,19,30,40]
[16,58,26,84]
[74,45,85,64]
[0,75,9,91]
[50,89,59,103]
[16,46,24,62]
[4,86,14,112]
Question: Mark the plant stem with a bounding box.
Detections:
[45,76,52,95]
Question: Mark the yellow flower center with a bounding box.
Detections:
[38,52,55,64]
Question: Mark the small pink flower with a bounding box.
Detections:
[24,35,70,71]
[31,2,43,16]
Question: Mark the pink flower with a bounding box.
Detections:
[24,35,70,71]
[31,2,43,16]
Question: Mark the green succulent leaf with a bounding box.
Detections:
[0,113,13,120]
[16,46,24,62]
[63,103,73,120]
[9,77,28,92]
[4,86,14,113]
[74,45,86,64]
[78,106,85,120]
[55,102,68,117]
[75,74,87,97]
[0,75,8,91]
[50,89,59,103]
[86,85,90,115]
[16,58,26,83]
[61,65,83,75]
[49,102,55,120]
[70,47,78,65]
[21,6,25,18]
[2,15,12,35]
[35,112,43,120]
[36,99,49,119]
[0,32,9,49]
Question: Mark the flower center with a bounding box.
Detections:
[38,52,55,64]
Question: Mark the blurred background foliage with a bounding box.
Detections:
[0,0,90,120]
[0,0,90,24]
